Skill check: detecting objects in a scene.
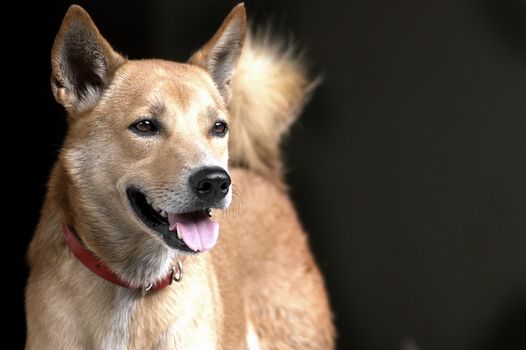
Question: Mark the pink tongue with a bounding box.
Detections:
[167,212,219,252]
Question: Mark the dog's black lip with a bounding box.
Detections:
[126,187,196,253]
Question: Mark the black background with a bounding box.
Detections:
[8,1,526,349]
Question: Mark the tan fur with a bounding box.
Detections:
[26,4,334,349]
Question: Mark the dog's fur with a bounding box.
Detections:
[25,4,334,349]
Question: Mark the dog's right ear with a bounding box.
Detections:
[189,4,247,103]
[51,5,125,114]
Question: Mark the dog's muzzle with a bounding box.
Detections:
[126,167,231,253]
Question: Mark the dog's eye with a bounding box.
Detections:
[130,119,159,135]
[211,121,228,137]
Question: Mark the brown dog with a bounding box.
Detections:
[25,4,334,349]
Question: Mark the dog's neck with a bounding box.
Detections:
[62,224,182,293]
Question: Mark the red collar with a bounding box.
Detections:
[62,224,178,292]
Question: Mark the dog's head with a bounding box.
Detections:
[52,5,246,282]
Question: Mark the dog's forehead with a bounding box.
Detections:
[108,60,223,113]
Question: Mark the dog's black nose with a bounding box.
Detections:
[189,167,231,202]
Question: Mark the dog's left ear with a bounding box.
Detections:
[189,4,247,102]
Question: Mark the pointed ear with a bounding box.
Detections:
[51,5,125,113]
[189,4,247,102]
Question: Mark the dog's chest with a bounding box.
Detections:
[98,271,222,349]
[151,314,219,349]
[151,288,221,349]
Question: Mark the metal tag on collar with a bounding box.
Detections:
[141,260,183,296]
[142,282,153,296]
[172,260,183,283]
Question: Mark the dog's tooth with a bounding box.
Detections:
[177,229,182,240]
[206,208,212,217]
[146,197,152,205]
[160,210,167,218]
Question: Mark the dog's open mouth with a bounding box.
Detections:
[126,188,219,253]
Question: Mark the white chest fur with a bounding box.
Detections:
[96,262,222,349]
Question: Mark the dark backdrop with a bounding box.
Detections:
[8,1,526,349]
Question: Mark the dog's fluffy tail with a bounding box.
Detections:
[228,31,316,188]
